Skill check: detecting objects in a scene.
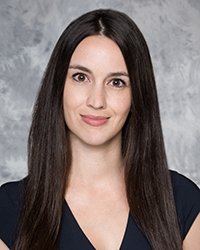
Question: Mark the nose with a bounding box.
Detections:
[86,84,106,110]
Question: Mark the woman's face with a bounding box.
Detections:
[63,35,131,147]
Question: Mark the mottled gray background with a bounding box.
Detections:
[0,0,200,186]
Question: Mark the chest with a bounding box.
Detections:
[59,201,152,250]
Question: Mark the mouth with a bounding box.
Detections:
[80,114,110,127]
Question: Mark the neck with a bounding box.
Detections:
[67,134,125,189]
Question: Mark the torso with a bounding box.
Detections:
[1,171,200,249]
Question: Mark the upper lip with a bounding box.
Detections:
[80,114,110,120]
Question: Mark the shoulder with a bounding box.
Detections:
[0,179,25,212]
[0,179,24,199]
[170,170,200,209]
[0,179,25,248]
[170,170,200,192]
[170,170,200,239]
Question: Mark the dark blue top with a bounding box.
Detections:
[0,170,200,249]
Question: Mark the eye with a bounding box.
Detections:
[72,73,89,82]
[109,79,126,88]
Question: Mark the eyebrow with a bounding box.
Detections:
[68,64,129,78]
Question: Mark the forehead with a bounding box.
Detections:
[69,35,128,73]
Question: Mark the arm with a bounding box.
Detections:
[0,239,9,250]
[183,213,200,250]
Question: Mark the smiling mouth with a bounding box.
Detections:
[80,115,110,127]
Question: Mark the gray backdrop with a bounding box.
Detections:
[0,0,200,186]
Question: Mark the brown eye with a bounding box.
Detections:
[72,73,88,82]
[109,79,126,88]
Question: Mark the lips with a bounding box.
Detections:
[81,115,110,127]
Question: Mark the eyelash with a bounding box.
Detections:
[72,73,89,82]
[108,79,126,88]
[72,73,127,88]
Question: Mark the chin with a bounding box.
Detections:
[81,137,111,147]
[69,128,122,147]
[80,132,121,148]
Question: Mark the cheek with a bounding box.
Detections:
[111,92,132,118]
[63,91,77,129]
[63,86,76,124]
[63,85,84,111]
[63,85,88,128]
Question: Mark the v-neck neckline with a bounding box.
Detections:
[64,199,130,250]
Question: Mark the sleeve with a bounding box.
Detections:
[0,182,21,248]
[170,170,200,240]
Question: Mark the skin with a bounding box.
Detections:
[63,36,131,149]
[183,213,200,250]
[0,240,9,250]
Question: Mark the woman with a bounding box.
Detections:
[0,9,200,250]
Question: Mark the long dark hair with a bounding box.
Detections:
[14,9,182,250]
